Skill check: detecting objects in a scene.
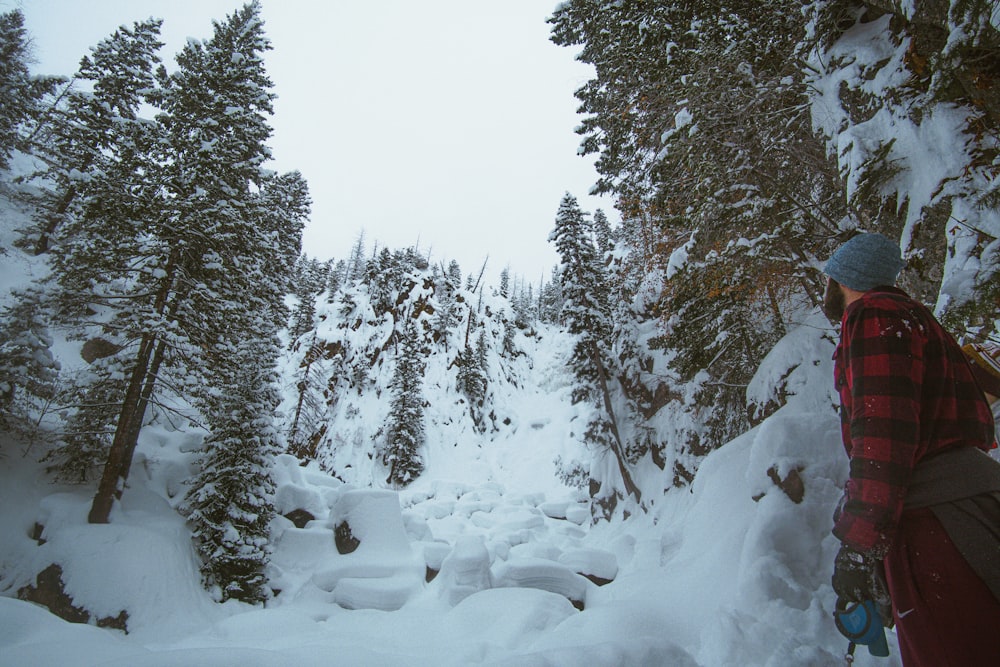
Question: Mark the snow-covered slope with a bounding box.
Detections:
[0,283,898,665]
[0,136,902,665]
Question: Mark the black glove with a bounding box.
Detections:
[832,543,874,603]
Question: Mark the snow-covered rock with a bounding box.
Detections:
[434,535,493,606]
[309,490,425,610]
[492,557,594,608]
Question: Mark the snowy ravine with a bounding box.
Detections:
[0,303,903,666]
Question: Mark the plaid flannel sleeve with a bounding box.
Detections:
[833,305,923,555]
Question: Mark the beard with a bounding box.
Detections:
[823,279,846,323]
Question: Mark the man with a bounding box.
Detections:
[823,232,1000,666]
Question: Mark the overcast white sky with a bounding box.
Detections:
[15,0,616,285]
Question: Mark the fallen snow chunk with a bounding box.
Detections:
[493,558,592,607]
[564,504,590,525]
[494,506,546,532]
[422,499,456,520]
[333,574,422,611]
[539,501,569,519]
[444,588,577,649]
[435,535,493,606]
[422,541,452,572]
[558,548,619,583]
[271,526,338,574]
[273,483,324,518]
[401,510,432,541]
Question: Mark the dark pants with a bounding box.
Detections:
[884,507,1000,666]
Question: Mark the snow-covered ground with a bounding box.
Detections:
[8,11,971,661]
[0,309,902,666]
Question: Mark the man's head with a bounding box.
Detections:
[823,233,905,292]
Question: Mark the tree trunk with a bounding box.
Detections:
[88,334,157,523]
[88,261,181,524]
[34,153,94,255]
[116,337,168,492]
[591,342,642,504]
[34,184,78,255]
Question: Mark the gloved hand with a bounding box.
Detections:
[832,543,874,603]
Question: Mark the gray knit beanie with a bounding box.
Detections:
[823,233,905,291]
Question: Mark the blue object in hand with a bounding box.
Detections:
[834,599,890,657]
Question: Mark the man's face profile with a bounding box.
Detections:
[823,278,846,323]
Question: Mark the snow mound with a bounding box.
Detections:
[434,535,494,606]
[307,490,425,610]
[493,557,593,607]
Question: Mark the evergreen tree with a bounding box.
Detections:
[326,259,347,298]
[475,329,489,373]
[501,316,518,358]
[286,334,335,461]
[382,318,425,486]
[550,1,842,462]
[28,17,164,254]
[447,259,462,287]
[0,286,60,440]
[82,1,308,524]
[184,332,281,604]
[345,231,367,283]
[432,262,460,350]
[177,2,306,600]
[548,193,610,402]
[0,9,62,169]
[550,192,640,505]
[365,247,400,316]
[538,267,564,324]
[592,208,614,257]
[31,18,166,490]
[288,255,326,345]
[511,279,533,328]
[499,266,510,299]
[44,366,124,483]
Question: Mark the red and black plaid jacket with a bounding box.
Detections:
[833,287,996,555]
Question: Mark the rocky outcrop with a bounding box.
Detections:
[17,564,128,633]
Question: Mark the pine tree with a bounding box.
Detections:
[83,1,308,524]
[501,316,518,358]
[345,231,367,283]
[538,267,564,324]
[432,262,460,350]
[288,255,326,345]
[365,247,400,316]
[455,341,482,398]
[550,1,842,465]
[0,286,60,440]
[447,259,462,287]
[286,334,335,461]
[0,9,62,169]
[44,367,123,483]
[383,318,425,487]
[29,18,166,488]
[326,259,347,298]
[549,193,610,401]
[28,17,163,254]
[177,3,306,600]
[592,209,614,257]
[550,192,640,504]
[184,333,281,604]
